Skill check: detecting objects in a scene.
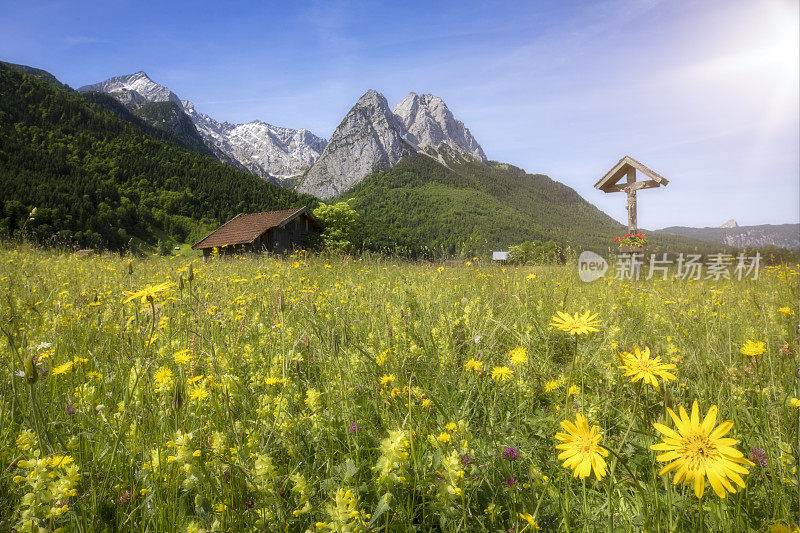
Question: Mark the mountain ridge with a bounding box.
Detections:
[660,223,799,250]
[78,71,327,182]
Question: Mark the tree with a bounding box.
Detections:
[313,201,359,254]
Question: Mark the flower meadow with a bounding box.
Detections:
[0,248,798,532]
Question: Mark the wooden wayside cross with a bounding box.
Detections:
[594,156,669,234]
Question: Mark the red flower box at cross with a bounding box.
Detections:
[614,232,647,247]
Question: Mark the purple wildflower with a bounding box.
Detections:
[460,454,471,466]
[749,447,767,467]
[505,476,517,487]
[65,406,76,416]
[348,422,361,434]
[503,447,519,461]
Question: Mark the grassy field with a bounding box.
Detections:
[0,247,797,532]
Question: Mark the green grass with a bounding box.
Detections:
[0,246,797,532]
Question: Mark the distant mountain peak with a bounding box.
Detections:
[720,219,739,228]
[78,72,326,181]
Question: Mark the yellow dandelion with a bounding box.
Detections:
[549,311,601,335]
[777,307,793,318]
[740,340,766,357]
[544,379,560,392]
[619,346,677,391]
[790,398,800,408]
[651,400,754,498]
[555,413,609,480]
[464,359,483,373]
[509,347,528,366]
[379,374,396,386]
[491,366,513,382]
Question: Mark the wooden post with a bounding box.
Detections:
[625,167,637,233]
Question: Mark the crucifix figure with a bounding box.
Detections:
[594,156,669,234]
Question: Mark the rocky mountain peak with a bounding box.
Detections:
[393,92,486,162]
[297,90,412,199]
[720,219,739,228]
[297,89,489,198]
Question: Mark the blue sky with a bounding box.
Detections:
[2,0,798,228]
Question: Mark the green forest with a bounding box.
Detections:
[340,154,716,257]
[0,64,315,252]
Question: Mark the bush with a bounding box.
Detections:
[508,240,565,264]
[312,201,359,254]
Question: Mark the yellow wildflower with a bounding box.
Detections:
[122,281,175,304]
[52,361,75,375]
[173,349,191,365]
[464,359,483,373]
[491,366,513,382]
[519,512,541,530]
[740,340,766,357]
[509,347,528,366]
[549,311,601,335]
[555,413,609,480]
[619,345,677,391]
[651,400,754,498]
[544,379,560,392]
[189,386,210,402]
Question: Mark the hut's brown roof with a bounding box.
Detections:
[192,208,316,250]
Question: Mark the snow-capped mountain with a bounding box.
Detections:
[297,90,487,199]
[80,71,183,105]
[393,92,486,162]
[78,72,326,182]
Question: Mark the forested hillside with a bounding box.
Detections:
[0,64,315,251]
[341,154,717,256]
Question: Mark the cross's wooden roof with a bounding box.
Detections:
[192,207,320,250]
[594,156,669,193]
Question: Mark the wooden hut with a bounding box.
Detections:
[192,207,322,259]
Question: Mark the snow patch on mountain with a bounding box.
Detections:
[79,72,326,181]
